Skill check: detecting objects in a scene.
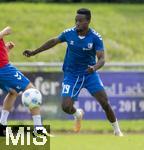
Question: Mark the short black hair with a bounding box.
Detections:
[77,8,91,21]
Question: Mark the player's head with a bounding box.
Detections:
[75,8,91,32]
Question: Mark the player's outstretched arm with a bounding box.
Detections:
[23,38,61,57]
[0,26,12,39]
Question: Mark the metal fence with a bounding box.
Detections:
[12,62,144,72]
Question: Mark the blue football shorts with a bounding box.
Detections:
[61,72,104,101]
[0,64,30,93]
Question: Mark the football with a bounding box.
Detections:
[22,88,42,109]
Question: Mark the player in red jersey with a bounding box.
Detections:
[0,27,13,67]
[0,27,49,137]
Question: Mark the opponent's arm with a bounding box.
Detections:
[0,26,12,39]
[23,38,61,57]
[87,51,105,73]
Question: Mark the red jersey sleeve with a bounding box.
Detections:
[0,38,9,67]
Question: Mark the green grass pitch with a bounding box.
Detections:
[0,120,143,150]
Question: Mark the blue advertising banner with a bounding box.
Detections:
[0,71,144,120]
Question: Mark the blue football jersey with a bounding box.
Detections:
[58,27,104,75]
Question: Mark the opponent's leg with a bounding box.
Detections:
[24,84,42,124]
[0,90,18,136]
[0,90,18,125]
[92,90,123,136]
[24,83,42,127]
[25,83,54,137]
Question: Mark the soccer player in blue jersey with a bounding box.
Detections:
[23,8,123,136]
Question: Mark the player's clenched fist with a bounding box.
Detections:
[23,50,35,57]
[6,41,15,50]
[87,65,96,73]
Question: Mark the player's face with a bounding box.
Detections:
[75,14,90,32]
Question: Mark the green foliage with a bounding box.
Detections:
[0,3,144,63]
